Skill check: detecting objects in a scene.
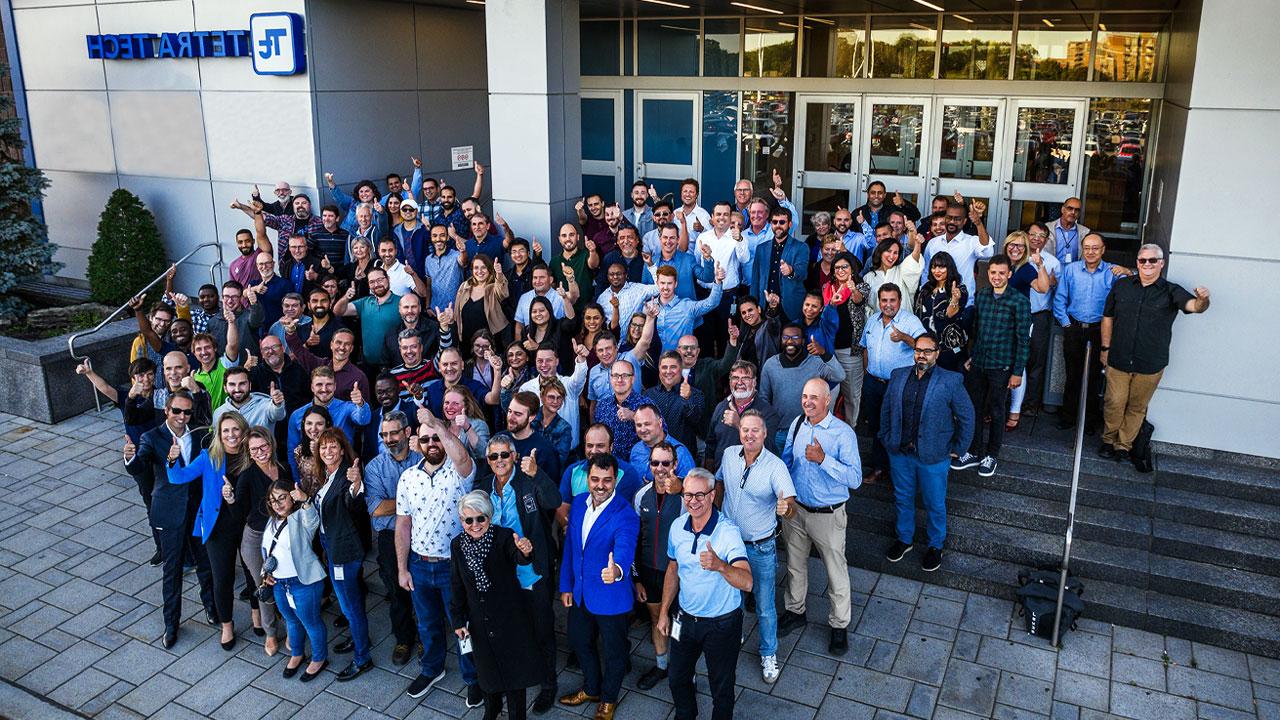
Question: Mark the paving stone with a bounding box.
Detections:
[94,638,175,685]
[868,639,899,672]
[208,685,281,720]
[45,576,113,613]
[858,596,914,643]
[873,575,923,605]
[770,664,833,706]
[997,671,1054,716]
[176,656,267,716]
[118,672,191,716]
[815,697,877,720]
[37,627,80,652]
[960,594,1011,637]
[954,631,981,662]
[1196,703,1258,720]
[1188,643,1249,679]
[829,665,914,713]
[939,659,999,717]
[12,603,71,640]
[1108,681,1195,720]
[1059,631,1111,679]
[914,595,965,627]
[1166,666,1254,712]
[786,649,839,675]
[1112,627,1164,659]
[1112,653,1165,691]
[908,617,959,642]
[1051,701,1081,720]
[11,547,68,575]
[978,636,1058,682]
[250,659,335,706]
[0,634,56,680]
[906,682,938,719]
[892,633,952,686]
[1257,699,1280,720]
[46,666,128,711]
[326,666,410,712]
[1252,655,1280,688]
[79,678,135,715]
[17,638,110,694]
[1054,669,1109,712]
[933,707,989,720]
[1165,637,1193,668]
[0,574,53,609]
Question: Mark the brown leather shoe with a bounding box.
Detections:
[558,690,600,707]
[593,702,617,720]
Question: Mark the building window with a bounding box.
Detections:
[800,16,867,78]
[702,91,739,206]
[638,20,699,76]
[581,21,620,76]
[940,13,1012,80]
[743,21,796,78]
[870,15,937,79]
[1013,15,1092,81]
[1094,15,1163,82]
[740,91,793,191]
[1083,98,1151,251]
[704,19,741,78]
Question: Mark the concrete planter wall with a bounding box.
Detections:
[0,320,136,424]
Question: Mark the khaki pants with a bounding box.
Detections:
[1102,369,1163,450]
[783,505,851,629]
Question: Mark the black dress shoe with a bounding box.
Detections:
[333,614,349,629]
[1115,448,1131,463]
[1097,443,1116,459]
[336,660,372,682]
[1084,424,1096,437]
[333,638,354,654]
[149,550,163,567]
[777,610,807,637]
[532,688,556,714]
[1056,417,1076,431]
[636,665,668,690]
[163,630,177,649]
[253,626,265,637]
[283,657,306,679]
[205,609,219,626]
[221,635,237,651]
[300,659,328,682]
[828,627,849,656]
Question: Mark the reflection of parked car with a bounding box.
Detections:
[1085,139,1099,156]
[1117,142,1141,159]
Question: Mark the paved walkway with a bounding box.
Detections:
[0,408,1277,720]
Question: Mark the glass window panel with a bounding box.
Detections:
[870,15,937,79]
[802,102,857,174]
[801,16,867,78]
[937,104,998,180]
[581,98,615,163]
[1014,15,1092,81]
[1012,106,1075,185]
[704,19,741,78]
[741,91,794,191]
[581,20,620,76]
[637,20,699,76]
[647,178,686,206]
[702,91,739,206]
[641,98,695,166]
[743,20,796,78]
[1006,199,1061,234]
[868,103,924,177]
[1082,98,1151,251]
[582,175,617,205]
[800,187,849,237]
[940,14,1012,80]
[1095,14,1165,82]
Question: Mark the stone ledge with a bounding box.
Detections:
[0,320,136,425]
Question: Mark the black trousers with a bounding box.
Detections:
[484,689,526,720]
[859,375,890,470]
[131,476,161,553]
[526,577,558,693]
[1061,322,1103,426]
[157,520,214,634]
[966,367,1011,458]
[205,518,242,625]
[1024,311,1053,411]
[668,609,743,720]
[567,606,629,703]
[376,529,417,645]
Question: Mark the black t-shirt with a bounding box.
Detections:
[1103,276,1194,374]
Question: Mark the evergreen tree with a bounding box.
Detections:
[87,188,167,307]
[0,67,60,320]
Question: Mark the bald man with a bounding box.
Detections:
[551,222,595,312]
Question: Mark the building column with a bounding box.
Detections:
[484,0,581,255]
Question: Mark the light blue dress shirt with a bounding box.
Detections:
[781,412,862,507]
[860,310,927,380]
[654,284,724,350]
[1052,260,1119,326]
[423,249,464,310]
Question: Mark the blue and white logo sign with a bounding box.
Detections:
[250,13,305,76]
[85,12,306,76]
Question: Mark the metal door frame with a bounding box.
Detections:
[581,89,625,203]
[791,93,863,218]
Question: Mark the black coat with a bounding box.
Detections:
[449,527,541,693]
[474,469,561,579]
[315,460,369,564]
[126,424,210,530]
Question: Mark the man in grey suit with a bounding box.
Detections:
[879,333,974,572]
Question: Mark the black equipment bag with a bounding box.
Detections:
[1131,419,1155,473]
[1016,567,1085,646]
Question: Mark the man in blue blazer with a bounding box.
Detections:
[750,207,809,323]
[558,453,639,720]
[879,333,974,573]
[123,390,215,648]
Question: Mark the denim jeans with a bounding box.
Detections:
[744,537,778,657]
[274,577,327,662]
[408,555,477,684]
[321,534,371,665]
[887,451,950,549]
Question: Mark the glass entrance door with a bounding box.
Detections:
[928,97,1007,237]
[634,91,701,199]
[581,90,624,204]
[1001,98,1089,237]
[792,95,861,231]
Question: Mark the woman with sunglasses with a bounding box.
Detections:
[261,479,329,680]
[166,411,250,651]
[449,490,540,720]
[232,427,288,655]
[304,427,373,682]
[630,442,685,691]
[915,252,970,372]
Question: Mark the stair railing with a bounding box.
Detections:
[1052,340,1092,647]
[68,241,226,412]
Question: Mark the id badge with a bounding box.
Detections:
[334,566,345,582]
[459,635,474,654]
[670,614,683,642]
[286,590,297,610]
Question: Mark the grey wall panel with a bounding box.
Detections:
[25,90,116,174]
[414,5,486,91]
[115,174,220,293]
[418,89,491,183]
[313,89,420,192]
[10,4,105,91]
[109,90,211,179]
[307,0,416,93]
[41,170,121,281]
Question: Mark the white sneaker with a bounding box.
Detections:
[951,452,981,470]
[978,456,998,477]
[761,655,780,684]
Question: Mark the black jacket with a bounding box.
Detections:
[315,460,369,564]
[126,423,210,531]
[474,468,561,579]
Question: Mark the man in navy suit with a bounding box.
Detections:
[123,390,215,648]
[558,453,639,720]
[879,333,974,573]
[749,207,809,323]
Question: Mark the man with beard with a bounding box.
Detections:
[213,366,286,430]
[362,410,422,667]
[364,373,421,458]
[501,391,561,487]
[575,193,609,241]
[286,367,370,469]
[333,266,403,370]
[881,333,973,572]
[853,181,921,233]
[309,204,349,260]
[704,360,782,467]
[628,404,696,482]
[550,223,596,314]
[860,284,927,484]
[597,263,659,332]
[238,192,324,259]
[437,184,468,238]
[644,351,703,452]
[382,292,442,369]
[249,334,309,458]
[228,228,262,288]
[294,286,343,359]
[750,208,809,323]
[422,224,463,312]
[672,329,741,429]
[623,180,655,238]
[389,330,439,391]
[598,226,651,289]
[373,237,430,300]
[189,309,240,410]
[250,180,294,215]
[758,323,845,442]
[589,203,624,259]
[285,319,370,403]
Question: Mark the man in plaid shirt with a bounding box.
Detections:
[951,254,1030,477]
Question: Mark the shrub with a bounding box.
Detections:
[87,188,168,306]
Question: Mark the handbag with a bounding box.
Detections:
[1015,567,1085,646]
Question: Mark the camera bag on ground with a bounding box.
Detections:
[1015,567,1085,646]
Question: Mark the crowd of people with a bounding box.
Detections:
[75,160,1209,720]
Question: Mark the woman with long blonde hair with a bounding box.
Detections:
[452,253,511,348]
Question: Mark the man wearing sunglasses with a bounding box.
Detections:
[749,207,809,324]
[475,434,562,712]
[395,410,482,705]
[123,390,216,649]
[631,442,685,691]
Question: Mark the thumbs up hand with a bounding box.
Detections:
[601,551,621,584]
[221,476,235,504]
[699,541,725,572]
[167,433,181,463]
[269,381,284,406]
[514,534,533,557]
[804,436,825,464]
[350,381,364,406]
[122,435,137,464]
[775,492,791,518]
[347,461,363,495]
[679,376,692,399]
[520,448,538,477]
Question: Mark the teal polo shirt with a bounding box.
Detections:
[353,293,402,366]
[667,509,748,618]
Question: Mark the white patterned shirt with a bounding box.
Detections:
[396,458,475,558]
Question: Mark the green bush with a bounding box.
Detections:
[0,66,61,321]
[87,188,168,307]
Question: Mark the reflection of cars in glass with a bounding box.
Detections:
[1085,139,1099,156]
[1117,142,1141,159]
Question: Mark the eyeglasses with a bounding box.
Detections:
[169,407,193,416]
[834,265,852,272]
[1063,205,1081,212]
[781,336,803,342]
[914,347,939,355]
[1028,232,1048,239]
[269,496,290,505]
[487,451,512,461]
[1136,257,1162,265]
[681,491,712,502]
[650,459,674,467]
[610,372,634,379]
[677,345,699,351]
[462,515,488,526]
[770,220,790,226]
[420,434,441,444]
[249,444,271,455]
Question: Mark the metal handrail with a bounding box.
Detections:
[68,241,226,410]
[1052,340,1091,647]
